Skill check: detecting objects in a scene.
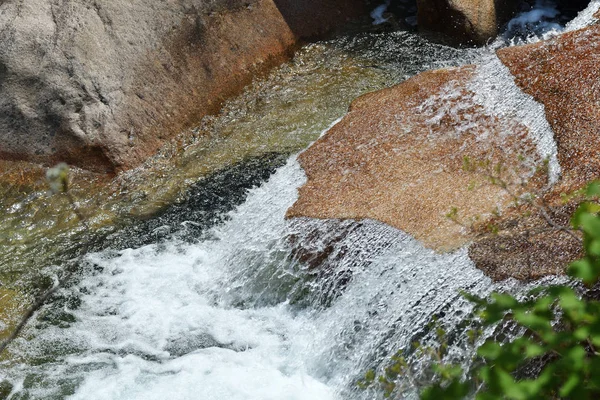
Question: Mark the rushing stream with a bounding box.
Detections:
[1,2,599,399]
[3,155,503,399]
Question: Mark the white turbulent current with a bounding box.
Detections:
[469,54,561,183]
[499,0,600,43]
[504,0,563,39]
[565,0,600,31]
[5,156,501,400]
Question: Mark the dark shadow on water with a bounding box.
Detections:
[102,152,290,250]
[502,0,592,41]
[272,0,369,39]
[32,152,291,293]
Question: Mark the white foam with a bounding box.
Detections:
[18,158,329,400]
[565,0,600,31]
[468,55,561,183]
[505,0,563,40]
[371,0,391,25]
[4,148,505,400]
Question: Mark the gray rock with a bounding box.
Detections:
[0,0,364,172]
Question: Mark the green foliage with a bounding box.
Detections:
[360,182,600,399]
[358,319,464,398]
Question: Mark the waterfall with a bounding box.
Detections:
[2,152,554,399]
[3,158,460,398]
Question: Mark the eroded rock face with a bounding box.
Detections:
[417,0,518,45]
[287,65,544,251]
[0,0,364,172]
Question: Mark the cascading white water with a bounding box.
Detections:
[565,0,600,30]
[4,155,502,400]
[468,54,561,183]
[4,139,564,399]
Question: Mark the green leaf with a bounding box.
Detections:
[559,289,585,321]
[524,342,546,358]
[591,328,600,347]
[559,374,581,397]
[421,380,470,400]
[563,346,586,371]
[493,368,522,399]
[492,293,519,309]
[568,259,598,284]
[46,163,70,193]
[533,295,554,314]
[573,326,590,341]
[478,341,502,360]
[589,239,600,256]
[513,310,552,331]
[572,205,600,228]
[586,181,600,197]
[580,212,600,238]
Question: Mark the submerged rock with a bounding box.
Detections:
[416,0,519,45]
[287,65,544,252]
[0,0,364,172]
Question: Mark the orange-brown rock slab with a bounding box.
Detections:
[287,65,543,252]
[469,203,583,281]
[497,22,600,190]
[465,21,600,280]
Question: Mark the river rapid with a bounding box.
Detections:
[1,2,599,399]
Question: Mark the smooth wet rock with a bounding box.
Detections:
[0,0,364,172]
[466,18,600,280]
[287,65,543,251]
[416,0,518,45]
[497,20,600,190]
